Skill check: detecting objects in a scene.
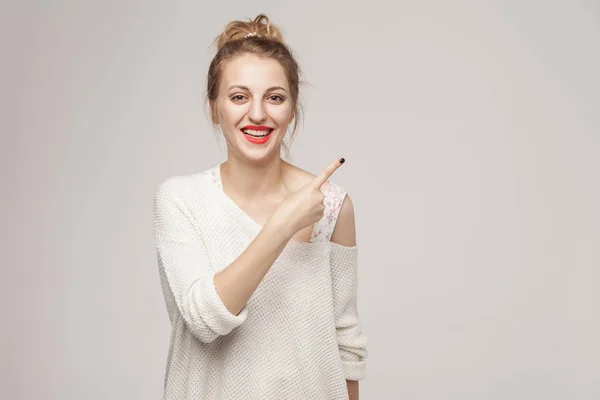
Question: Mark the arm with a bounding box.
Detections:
[330,194,368,398]
[347,380,359,400]
[153,178,293,343]
[213,210,292,316]
[214,158,346,317]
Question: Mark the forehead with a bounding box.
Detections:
[220,53,289,91]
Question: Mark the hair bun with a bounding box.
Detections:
[213,14,285,50]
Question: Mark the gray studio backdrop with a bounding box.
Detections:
[4,1,599,399]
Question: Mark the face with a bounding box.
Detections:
[213,53,294,162]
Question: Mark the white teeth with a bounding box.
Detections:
[243,129,272,137]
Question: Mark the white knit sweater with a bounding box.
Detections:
[152,164,368,399]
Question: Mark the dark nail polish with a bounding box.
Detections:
[339,157,345,164]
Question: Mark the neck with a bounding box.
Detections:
[221,154,289,201]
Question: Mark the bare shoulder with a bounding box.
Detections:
[330,192,357,247]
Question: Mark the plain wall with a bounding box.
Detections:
[3,0,599,398]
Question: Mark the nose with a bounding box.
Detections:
[248,98,266,123]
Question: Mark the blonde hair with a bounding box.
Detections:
[206,14,304,159]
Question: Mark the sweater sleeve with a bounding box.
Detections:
[153,178,249,344]
[330,244,368,381]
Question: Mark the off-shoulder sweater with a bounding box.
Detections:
[152,164,368,399]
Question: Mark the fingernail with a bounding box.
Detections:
[339,157,345,164]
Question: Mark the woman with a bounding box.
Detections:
[153,14,367,399]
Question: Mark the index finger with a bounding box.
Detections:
[311,157,345,189]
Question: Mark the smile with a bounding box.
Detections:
[241,128,273,137]
[240,127,274,144]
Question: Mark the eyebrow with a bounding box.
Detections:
[228,85,288,93]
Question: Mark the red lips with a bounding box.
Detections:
[241,125,274,144]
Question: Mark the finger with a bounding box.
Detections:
[312,157,345,189]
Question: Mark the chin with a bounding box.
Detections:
[240,145,279,163]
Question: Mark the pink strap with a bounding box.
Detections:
[310,181,347,243]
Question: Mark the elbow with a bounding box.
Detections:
[337,325,368,380]
[179,274,249,344]
[184,317,220,344]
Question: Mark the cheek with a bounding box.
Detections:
[218,102,244,124]
[269,105,294,125]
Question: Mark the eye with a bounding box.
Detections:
[230,94,247,103]
[268,95,285,104]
